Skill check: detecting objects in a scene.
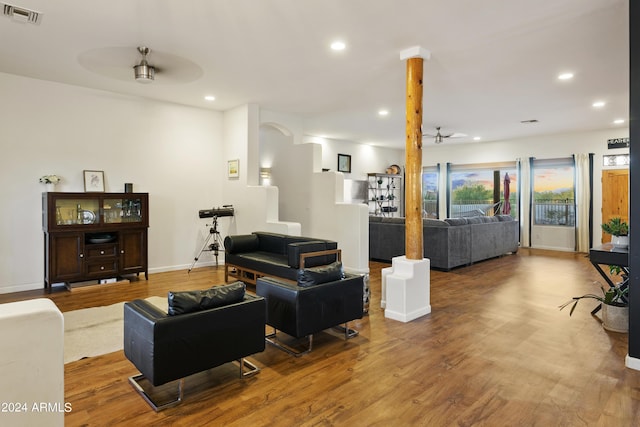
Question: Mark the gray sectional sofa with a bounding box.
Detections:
[369,215,519,270]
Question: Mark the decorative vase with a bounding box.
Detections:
[611,235,629,249]
[45,183,56,192]
[602,304,628,333]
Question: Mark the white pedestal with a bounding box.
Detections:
[382,256,431,322]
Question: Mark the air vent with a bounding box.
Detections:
[3,3,41,24]
[520,119,539,124]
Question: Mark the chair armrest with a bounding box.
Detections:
[300,249,341,269]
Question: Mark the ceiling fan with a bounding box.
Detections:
[422,127,467,144]
[77,46,204,84]
[133,46,155,83]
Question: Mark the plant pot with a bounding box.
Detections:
[611,235,629,249]
[602,304,628,333]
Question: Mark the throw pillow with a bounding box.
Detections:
[168,281,246,315]
[297,261,344,287]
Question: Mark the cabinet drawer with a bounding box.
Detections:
[86,244,118,259]
[86,260,118,276]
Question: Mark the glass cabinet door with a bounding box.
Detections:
[55,198,100,226]
[103,197,144,224]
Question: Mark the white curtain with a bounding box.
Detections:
[518,158,530,248]
[574,153,591,252]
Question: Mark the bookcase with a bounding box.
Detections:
[368,174,402,217]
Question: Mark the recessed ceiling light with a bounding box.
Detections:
[204,95,215,101]
[378,110,389,116]
[473,136,481,141]
[558,72,574,80]
[614,118,625,124]
[330,41,346,51]
[592,101,606,108]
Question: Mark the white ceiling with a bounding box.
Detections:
[0,0,629,148]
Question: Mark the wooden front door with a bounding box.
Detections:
[601,169,629,243]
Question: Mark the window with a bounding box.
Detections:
[422,166,439,218]
[532,158,575,226]
[447,162,517,218]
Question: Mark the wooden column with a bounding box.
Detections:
[405,57,424,260]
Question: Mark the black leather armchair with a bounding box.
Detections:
[256,274,364,356]
[123,293,266,411]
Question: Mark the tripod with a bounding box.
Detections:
[188,216,225,273]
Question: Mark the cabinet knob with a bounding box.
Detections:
[79,254,84,258]
[100,266,105,270]
[121,250,125,254]
[100,250,105,255]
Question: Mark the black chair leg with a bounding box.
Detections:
[128,375,184,412]
[265,328,313,357]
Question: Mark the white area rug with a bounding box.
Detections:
[63,296,166,364]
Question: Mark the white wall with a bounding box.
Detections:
[307,136,405,181]
[0,72,227,293]
[258,110,371,272]
[221,105,300,237]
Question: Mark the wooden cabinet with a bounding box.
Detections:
[42,192,149,289]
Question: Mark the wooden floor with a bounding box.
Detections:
[2,249,640,426]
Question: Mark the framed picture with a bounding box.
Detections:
[228,159,239,179]
[83,170,105,192]
[338,154,351,173]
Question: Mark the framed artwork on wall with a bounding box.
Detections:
[83,170,105,192]
[228,159,239,179]
[338,154,351,173]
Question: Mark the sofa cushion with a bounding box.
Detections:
[288,241,334,269]
[224,234,259,254]
[297,261,344,287]
[444,218,468,226]
[167,281,246,315]
[423,218,449,227]
[254,232,288,255]
[465,217,483,224]
[496,214,513,222]
[481,216,499,223]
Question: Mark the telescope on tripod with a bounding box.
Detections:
[188,205,234,273]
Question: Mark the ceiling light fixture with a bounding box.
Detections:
[473,136,481,141]
[330,41,346,51]
[133,46,155,83]
[592,101,606,108]
[204,95,215,101]
[378,110,389,116]
[558,72,574,80]
[613,118,625,124]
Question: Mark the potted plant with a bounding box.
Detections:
[559,283,629,333]
[601,217,629,248]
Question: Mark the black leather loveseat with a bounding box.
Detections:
[224,231,340,285]
[123,282,266,411]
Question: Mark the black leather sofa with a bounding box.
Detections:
[224,231,340,285]
[123,283,266,411]
[256,270,364,356]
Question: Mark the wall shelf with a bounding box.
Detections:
[368,173,402,217]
